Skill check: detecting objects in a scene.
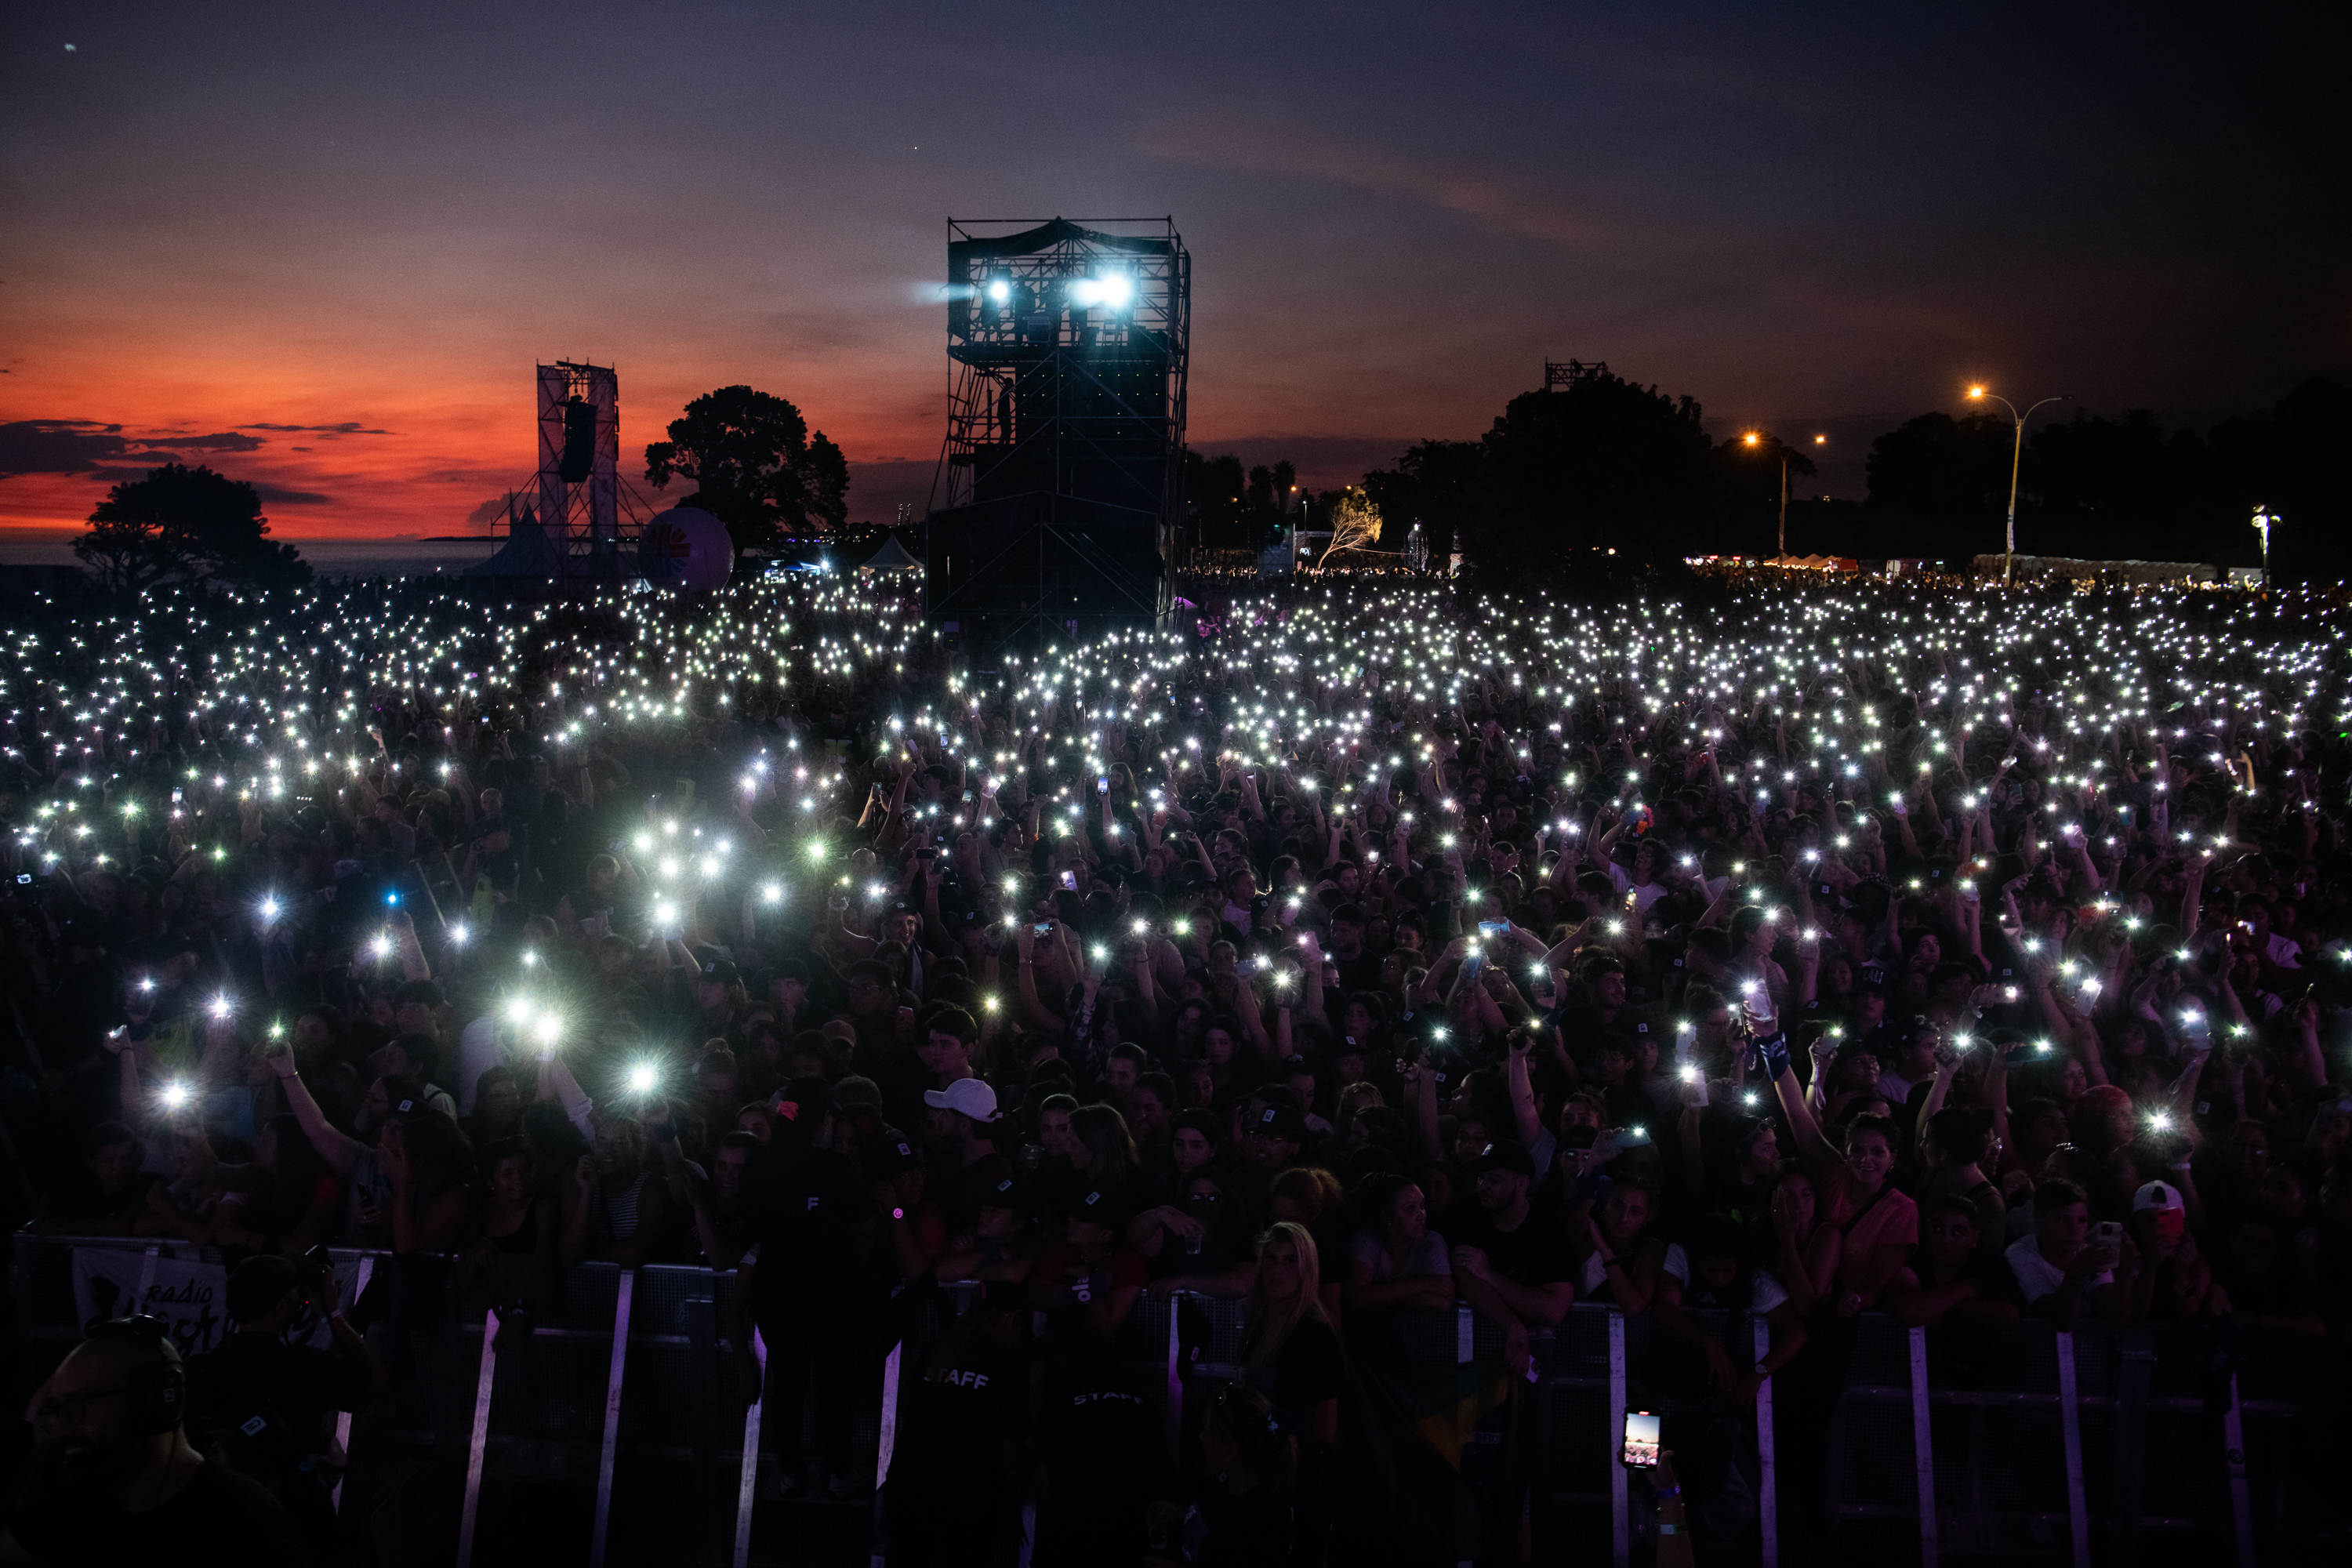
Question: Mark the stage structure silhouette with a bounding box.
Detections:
[924,216,1189,652]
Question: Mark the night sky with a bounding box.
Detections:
[2,3,2343,539]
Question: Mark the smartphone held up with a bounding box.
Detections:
[1621,1410,1661,1470]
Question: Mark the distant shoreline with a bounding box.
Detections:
[0,535,506,579]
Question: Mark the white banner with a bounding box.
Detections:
[71,1250,230,1357]
[68,1250,375,1359]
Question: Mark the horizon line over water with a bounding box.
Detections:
[0,537,505,579]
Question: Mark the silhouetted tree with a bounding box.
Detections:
[1233,460,1297,550]
[1361,439,1483,564]
[1182,451,1250,551]
[1709,433,1819,556]
[1863,412,2016,550]
[1463,375,1714,574]
[644,386,848,561]
[1859,381,2352,575]
[2020,409,2215,561]
[74,463,311,593]
[2206,376,2352,579]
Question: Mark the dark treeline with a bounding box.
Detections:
[1188,372,2352,581]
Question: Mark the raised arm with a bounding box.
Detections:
[1762,1029,1839,1180]
[267,1040,364,1175]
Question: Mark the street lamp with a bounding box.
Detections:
[1967,384,2068,584]
[2251,504,2278,587]
[1742,431,1828,556]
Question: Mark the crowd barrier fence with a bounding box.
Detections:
[9,1233,2340,1566]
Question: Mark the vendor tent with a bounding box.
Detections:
[858,532,922,572]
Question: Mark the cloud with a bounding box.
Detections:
[1132,115,1613,252]
[140,431,265,452]
[463,494,517,529]
[251,483,333,506]
[1,419,273,475]
[241,422,392,436]
[0,420,131,475]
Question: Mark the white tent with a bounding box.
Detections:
[858,532,922,572]
[462,511,567,582]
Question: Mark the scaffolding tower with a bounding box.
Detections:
[466,361,655,596]
[925,216,1189,648]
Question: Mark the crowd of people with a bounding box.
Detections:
[2,569,2348,1564]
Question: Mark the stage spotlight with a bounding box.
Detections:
[987,279,1010,303]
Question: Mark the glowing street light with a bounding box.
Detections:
[2250,504,2278,588]
[1741,432,1828,556]
[1967,385,2069,584]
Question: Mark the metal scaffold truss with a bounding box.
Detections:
[924,217,1189,645]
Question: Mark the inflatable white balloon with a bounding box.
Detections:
[640,507,734,591]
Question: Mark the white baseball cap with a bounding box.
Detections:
[923,1078,999,1121]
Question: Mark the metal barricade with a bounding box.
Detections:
[12,1233,2335,1565]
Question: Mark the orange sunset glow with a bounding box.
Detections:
[4,8,2340,543]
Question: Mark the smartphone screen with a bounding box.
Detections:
[1097,775,1109,795]
[1621,1410,1661,1469]
[1478,919,1508,938]
[1059,870,1078,891]
[2094,1221,2123,1247]
[1033,922,1054,938]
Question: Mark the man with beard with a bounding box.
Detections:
[3,1319,303,1565]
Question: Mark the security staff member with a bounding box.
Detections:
[3,1316,306,1565]
[726,1077,875,1503]
[188,1254,389,1559]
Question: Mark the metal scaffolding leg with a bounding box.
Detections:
[1457,1306,1475,1568]
[1164,1301,1184,1457]
[733,1328,766,1568]
[454,1308,499,1568]
[1609,1311,1630,1568]
[869,1334,903,1568]
[2054,1330,2090,1568]
[1909,1326,1939,1567]
[331,1256,375,1515]
[1755,1316,1778,1568]
[590,1271,633,1568]
[2222,1372,2256,1566]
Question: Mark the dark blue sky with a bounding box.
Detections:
[2,2,2343,532]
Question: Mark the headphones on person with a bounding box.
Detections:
[85,1315,187,1436]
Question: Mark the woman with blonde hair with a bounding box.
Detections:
[1265,1166,1348,1325]
[1236,1220,1342,1567]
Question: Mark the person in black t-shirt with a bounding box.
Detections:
[727,1076,875,1503]
[1178,1385,1296,1568]
[884,1286,1030,1566]
[1699,1116,1784,1232]
[1033,1331,1169,1568]
[33,1121,164,1238]
[1233,1220,1343,1568]
[1883,1195,2024,1329]
[1449,1142,1576,1375]
[188,1253,389,1563]
[5,1319,306,1568]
